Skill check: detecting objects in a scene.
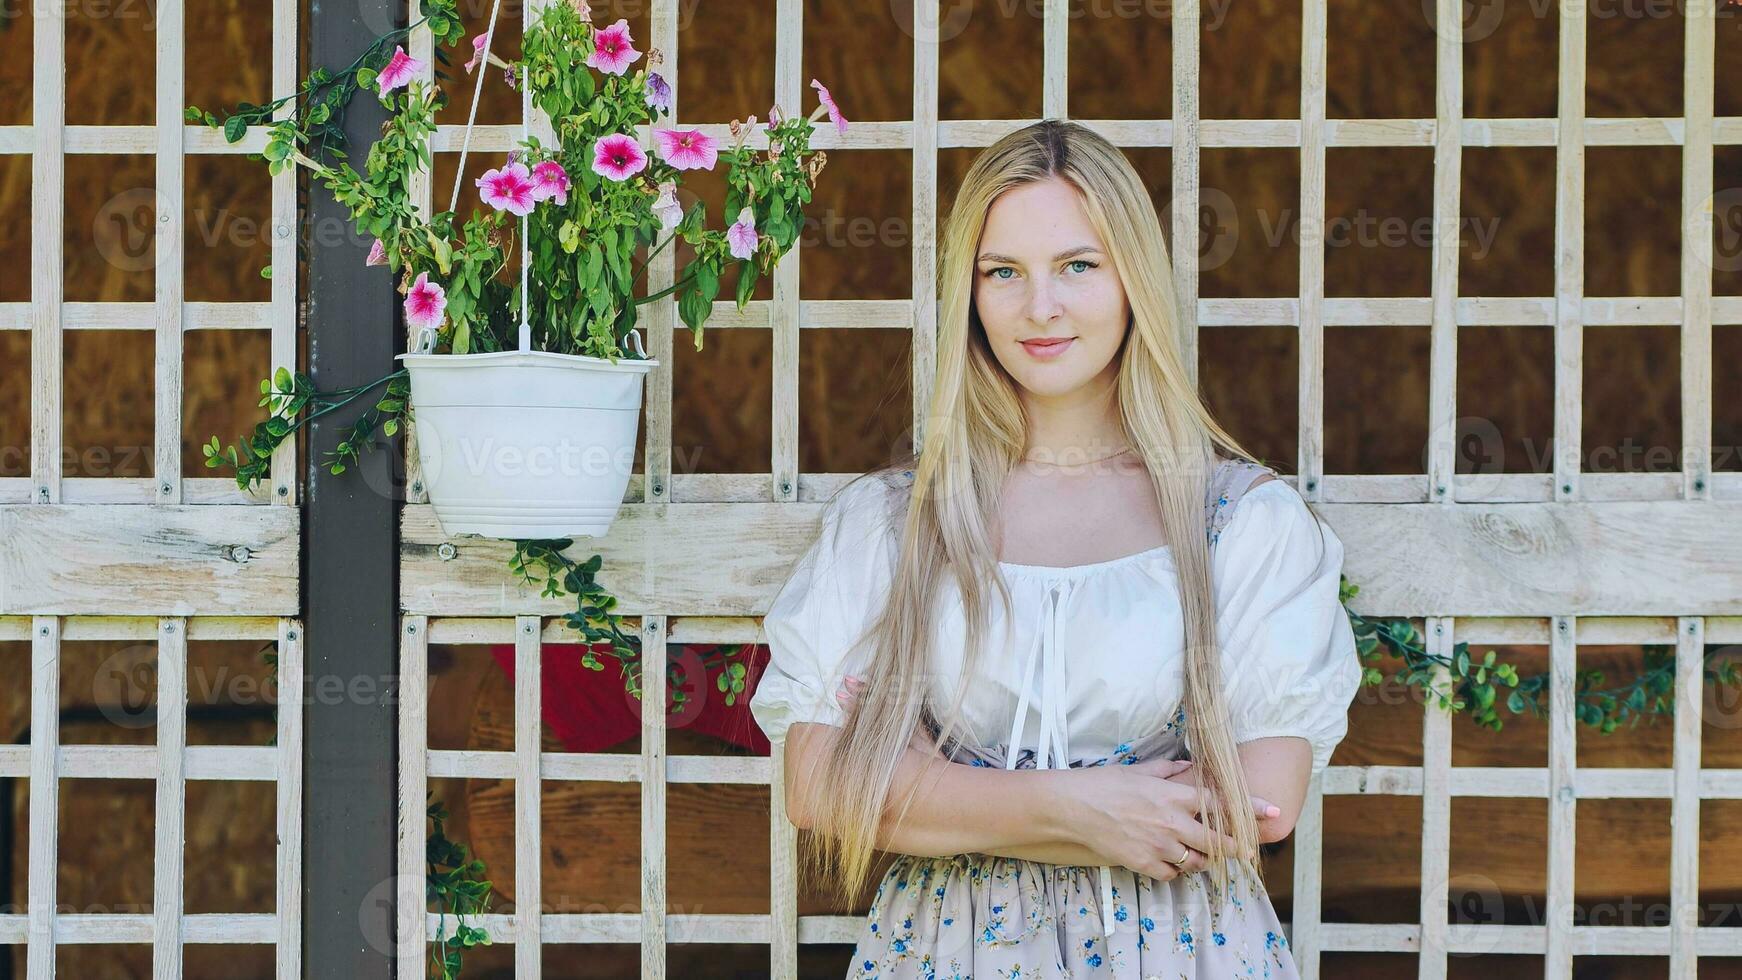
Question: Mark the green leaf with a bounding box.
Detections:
[735,260,756,309]
[678,284,708,331]
[678,201,706,237]
[601,226,620,279]
[223,115,248,144]
[695,259,719,301]
[585,243,604,284]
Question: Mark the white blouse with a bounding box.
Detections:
[748,466,1362,935]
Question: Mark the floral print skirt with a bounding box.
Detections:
[847,851,1297,979]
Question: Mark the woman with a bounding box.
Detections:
[749,119,1362,978]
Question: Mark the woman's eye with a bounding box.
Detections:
[982,261,1094,280]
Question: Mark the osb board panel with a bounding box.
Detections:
[0,505,298,615]
[4,4,1741,484]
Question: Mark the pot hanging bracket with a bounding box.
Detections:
[412,326,437,355]
[623,328,646,359]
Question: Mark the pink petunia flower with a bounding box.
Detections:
[476,161,538,216]
[377,46,425,99]
[591,133,648,181]
[586,18,640,76]
[726,207,758,260]
[530,160,570,206]
[404,272,447,330]
[366,238,388,267]
[464,32,510,74]
[809,78,848,136]
[570,0,592,22]
[652,180,682,232]
[645,72,672,113]
[652,128,717,171]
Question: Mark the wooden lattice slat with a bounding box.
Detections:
[514,615,542,977]
[27,618,59,978]
[1416,617,1454,980]
[1546,615,1578,974]
[397,615,429,980]
[153,618,188,979]
[1426,0,1461,508]
[641,615,668,978]
[1681,1,1717,506]
[1553,2,1587,505]
[155,0,186,507]
[269,0,298,505]
[30,1,64,505]
[1670,617,1704,979]
[274,617,303,980]
[1297,0,1326,500]
[1174,0,1205,384]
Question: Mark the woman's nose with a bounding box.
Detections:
[1028,280,1064,321]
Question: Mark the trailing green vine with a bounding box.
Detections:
[259,617,495,977]
[1341,576,1742,733]
[186,1,467,169]
[203,367,410,486]
[426,798,493,980]
[507,539,752,709]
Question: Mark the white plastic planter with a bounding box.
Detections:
[395,348,659,539]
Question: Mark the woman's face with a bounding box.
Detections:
[972,175,1130,400]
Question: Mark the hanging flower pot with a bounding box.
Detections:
[194,2,843,539]
[396,345,657,539]
[190,0,846,725]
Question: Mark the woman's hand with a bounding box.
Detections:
[1063,758,1265,881]
[1161,758,1287,845]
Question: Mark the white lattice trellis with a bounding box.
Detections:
[0,0,304,975]
[388,1,1742,979]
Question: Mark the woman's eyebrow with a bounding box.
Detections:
[975,245,1103,264]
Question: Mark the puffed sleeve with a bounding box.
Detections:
[1211,480,1362,778]
[750,477,900,747]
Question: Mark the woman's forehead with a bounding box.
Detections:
[979,180,1102,258]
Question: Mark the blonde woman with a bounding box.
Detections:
[749,119,1362,978]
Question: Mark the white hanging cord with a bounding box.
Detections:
[518,0,532,353]
[447,0,504,216]
[442,0,529,353]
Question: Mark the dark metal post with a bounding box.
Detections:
[304,1,401,976]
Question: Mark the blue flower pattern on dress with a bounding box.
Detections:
[845,459,1304,977]
[850,814,1299,978]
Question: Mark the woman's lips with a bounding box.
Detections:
[1020,337,1074,359]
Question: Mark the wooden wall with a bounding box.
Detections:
[3,0,1742,977]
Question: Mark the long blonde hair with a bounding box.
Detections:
[796,118,1268,908]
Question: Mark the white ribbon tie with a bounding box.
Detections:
[1002,576,1119,938]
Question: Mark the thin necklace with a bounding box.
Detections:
[1019,446,1135,465]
